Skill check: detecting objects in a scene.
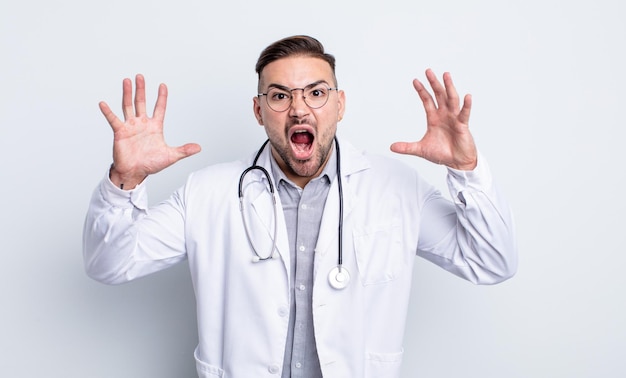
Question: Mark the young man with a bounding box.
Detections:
[84,35,516,377]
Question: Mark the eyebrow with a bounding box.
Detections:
[266,80,330,92]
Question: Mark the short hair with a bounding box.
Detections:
[255,35,337,87]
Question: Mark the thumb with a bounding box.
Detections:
[173,143,202,161]
[390,141,425,158]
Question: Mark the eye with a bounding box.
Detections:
[269,90,290,101]
[308,86,327,98]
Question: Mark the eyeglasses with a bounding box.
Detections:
[258,82,338,112]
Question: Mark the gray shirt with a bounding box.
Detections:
[270,149,337,378]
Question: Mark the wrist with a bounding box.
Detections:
[109,164,146,190]
[451,160,477,171]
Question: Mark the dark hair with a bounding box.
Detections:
[255,35,337,86]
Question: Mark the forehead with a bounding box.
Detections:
[259,56,335,88]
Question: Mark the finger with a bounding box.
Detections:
[390,141,423,157]
[443,72,460,112]
[169,143,202,165]
[134,74,147,117]
[153,83,168,122]
[412,78,437,114]
[458,93,472,125]
[178,143,202,158]
[424,69,448,110]
[390,141,444,164]
[121,78,134,120]
[99,101,123,131]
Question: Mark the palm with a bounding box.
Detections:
[109,108,174,176]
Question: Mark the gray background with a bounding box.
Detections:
[1,0,624,376]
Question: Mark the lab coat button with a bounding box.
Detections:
[278,306,288,317]
[268,364,280,374]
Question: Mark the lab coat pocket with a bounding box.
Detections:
[365,349,404,378]
[353,219,403,285]
[195,357,224,378]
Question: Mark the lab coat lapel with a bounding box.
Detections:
[314,177,344,267]
[314,140,366,276]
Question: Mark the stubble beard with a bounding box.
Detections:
[271,119,335,180]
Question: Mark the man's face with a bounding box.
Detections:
[253,56,345,187]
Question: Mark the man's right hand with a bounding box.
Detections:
[99,74,201,190]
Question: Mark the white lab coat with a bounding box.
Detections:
[83,139,517,378]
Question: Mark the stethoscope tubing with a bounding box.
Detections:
[238,137,347,287]
[335,138,344,270]
[238,140,278,261]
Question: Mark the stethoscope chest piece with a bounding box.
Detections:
[328,266,350,290]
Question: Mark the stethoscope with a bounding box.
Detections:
[238,137,349,290]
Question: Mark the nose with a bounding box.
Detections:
[288,89,309,116]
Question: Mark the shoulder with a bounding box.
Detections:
[191,160,247,180]
[340,139,438,199]
[341,140,419,179]
[180,156,251,196]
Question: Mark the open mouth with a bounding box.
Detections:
[290,129,314,159]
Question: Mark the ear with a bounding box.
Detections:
[253,96,263,125]
[337,89,346,122]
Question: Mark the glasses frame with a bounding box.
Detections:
[258,81,338,112]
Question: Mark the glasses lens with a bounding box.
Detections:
[304,84,331,109]
[266,88,291,112]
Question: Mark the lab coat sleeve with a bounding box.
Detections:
[416,152,517,284]
[82,172,188,285]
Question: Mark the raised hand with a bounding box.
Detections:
[99,74,201,189]
[390,69,477,171]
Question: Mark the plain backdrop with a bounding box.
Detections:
[1,0,624,377]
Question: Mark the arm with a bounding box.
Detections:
[83,75,200,283]
[83,177,188,284]
[392,70,516,283]
[417,155,517,284]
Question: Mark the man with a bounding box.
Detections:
[84,35,517,377]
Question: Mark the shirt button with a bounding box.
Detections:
[298,284,306,291]
[301,204,308,210]
[268,364,280,374]
[299,245,306,252]
[295,362,302,369]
